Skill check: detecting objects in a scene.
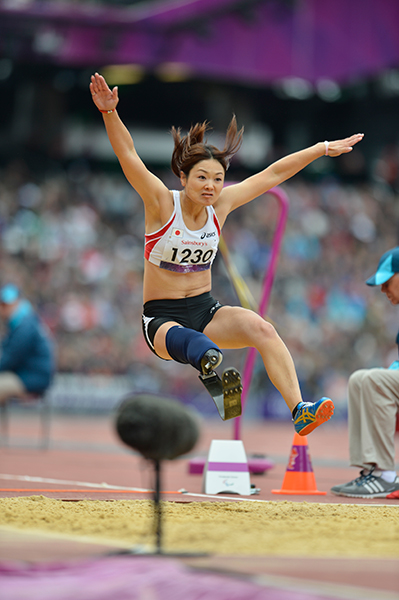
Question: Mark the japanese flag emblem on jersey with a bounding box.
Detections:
[172,228,183,237]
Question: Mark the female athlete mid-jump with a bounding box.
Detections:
[90,71,364,432]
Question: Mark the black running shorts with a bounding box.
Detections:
[142,291,223,355]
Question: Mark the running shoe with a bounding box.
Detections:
[331,469,399,498]
[293,397,334,436]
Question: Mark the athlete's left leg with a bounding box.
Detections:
[204,305,334,433]
[204,305,302,411]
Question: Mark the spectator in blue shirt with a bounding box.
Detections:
[0,284,55,403]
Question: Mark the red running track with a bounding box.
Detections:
[0,413,398,599]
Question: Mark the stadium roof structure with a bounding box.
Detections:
[1,0,399,86]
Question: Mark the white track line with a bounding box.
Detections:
[181,491,271,502]
[1,475,397,506]
[0,473,151,493]
[179,490,398,506]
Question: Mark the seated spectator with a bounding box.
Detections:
[0,284,55,403]
[331,247,399,498]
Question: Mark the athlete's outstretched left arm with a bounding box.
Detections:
[221,134,364,213]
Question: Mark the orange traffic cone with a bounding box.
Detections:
[271,433,326,495]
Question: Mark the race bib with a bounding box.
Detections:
[160,229,218,273]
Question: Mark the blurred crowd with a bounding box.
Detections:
[1,144,399,418]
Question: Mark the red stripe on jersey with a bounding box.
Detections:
[144,213,176,260]
[213,212,221,236]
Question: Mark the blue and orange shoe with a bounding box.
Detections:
[293,397,334,436]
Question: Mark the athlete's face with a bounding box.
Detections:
[181,159,225,204]
[381,273,399,304]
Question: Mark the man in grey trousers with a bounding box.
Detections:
[332,247,399,498]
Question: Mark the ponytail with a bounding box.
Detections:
[171,115,244,177]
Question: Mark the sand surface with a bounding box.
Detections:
[1,496,399,557]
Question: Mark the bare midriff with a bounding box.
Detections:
[143,260,212,303]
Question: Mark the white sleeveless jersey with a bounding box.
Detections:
[144,190,221,273]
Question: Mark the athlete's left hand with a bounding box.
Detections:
[326,133,364,156]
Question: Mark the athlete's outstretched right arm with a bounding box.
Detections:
[89,72,168,210]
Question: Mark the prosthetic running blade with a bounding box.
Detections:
[199,367,242,420]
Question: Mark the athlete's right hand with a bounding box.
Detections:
[90,72,119,112]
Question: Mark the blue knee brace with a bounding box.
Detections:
[165,326,222,372]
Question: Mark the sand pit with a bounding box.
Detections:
[1,496,399,558]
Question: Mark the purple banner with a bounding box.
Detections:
[207,462,249,472]
[1,0,399,84]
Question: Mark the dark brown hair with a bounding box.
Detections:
[170,115,244,178]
